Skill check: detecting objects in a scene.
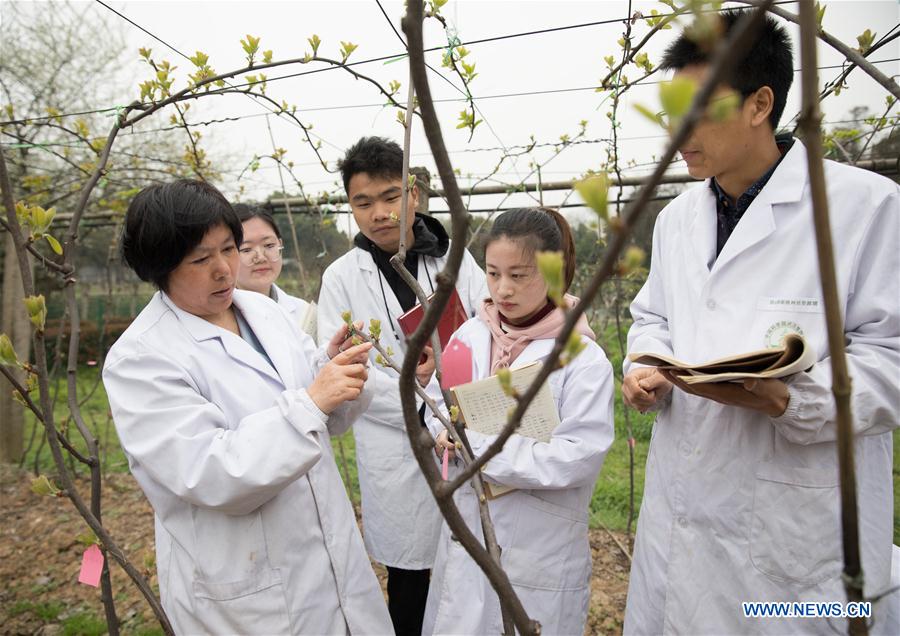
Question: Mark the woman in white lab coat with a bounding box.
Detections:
[233,203,317,340]
[423,208,615,636]
[102,180,393,635]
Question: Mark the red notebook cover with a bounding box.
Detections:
[397,288,469,349]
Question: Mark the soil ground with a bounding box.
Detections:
[0,465,629,635]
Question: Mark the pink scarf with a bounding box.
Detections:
[478,294,596,374]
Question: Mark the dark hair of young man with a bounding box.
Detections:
[233,203,282,239]
[659,9,793,130]
[338,136,404,193]
[121,179,242,291]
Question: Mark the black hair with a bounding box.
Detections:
[121,179,242,291]
[659,8,793,130]
[338,136,403,193]
[485,207,577,292]
[233,203,281,240]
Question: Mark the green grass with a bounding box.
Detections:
[19,362,899,543]
[61,612,107,636]
[9,600,64,621]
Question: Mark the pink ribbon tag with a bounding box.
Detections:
[441,448,449,480]
[628,437,636,449]
[441,338,473,390]
[78,544,104,587]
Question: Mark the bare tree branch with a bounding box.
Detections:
[796,3,867,634]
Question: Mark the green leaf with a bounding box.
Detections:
[341,310,352,325]
[707,91,742,122]
[0,333,19,367]
[43,234,63,255]
[189,50,209,68]
[31,475,61,497]
[369,318,381,341]
[622,245,647,273]
[856,29,876,54]
[340,41,358,63]
[75,530,99,546]
[496,368,514,396]
[23,294,47,332]
[815,2,826,28]
[241,34,260,56]
[535,250,566,305]
[659,76,697,120]
[308,34,321,55]
[634,52,653,74]
[138,47,152,60]
[560,331,587,366]
[633,103,665,128]
[574,174,610,221]
[262,49,273,64]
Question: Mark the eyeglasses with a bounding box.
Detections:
[239,243,284,264]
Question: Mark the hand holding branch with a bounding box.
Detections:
[327,321,365,360]
[309,342,372,414]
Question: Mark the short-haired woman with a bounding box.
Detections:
[233,203,317,340]
[102,179,392,635]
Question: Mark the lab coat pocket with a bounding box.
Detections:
[749,462,841,585]
[192,567,292,634]
[502,493,590,591]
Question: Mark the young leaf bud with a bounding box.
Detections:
[536,251,565,305]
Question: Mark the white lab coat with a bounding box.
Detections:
[422,317,615,636]
[272,283,317,342]
[624,141,899,635]
[318,244,488,569]
[103,290,393,636]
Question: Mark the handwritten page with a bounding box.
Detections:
[452,361,559,443]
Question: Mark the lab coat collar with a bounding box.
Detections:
[232,290,297,389]
[707,139,808,274]
[159,291,288,387]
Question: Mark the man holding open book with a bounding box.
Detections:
[621,10,899,635]
[317,137,487,635]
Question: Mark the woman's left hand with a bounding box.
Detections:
[327,321,366,361]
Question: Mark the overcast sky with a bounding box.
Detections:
[6,0,899,227]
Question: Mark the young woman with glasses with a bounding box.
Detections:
[234,204,317,340]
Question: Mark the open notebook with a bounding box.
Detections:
[451,361,559,498]
[628,333,815,384]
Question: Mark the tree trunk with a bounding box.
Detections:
[1,231,31,463]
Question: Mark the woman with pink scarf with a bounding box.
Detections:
[422,207,615,636]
